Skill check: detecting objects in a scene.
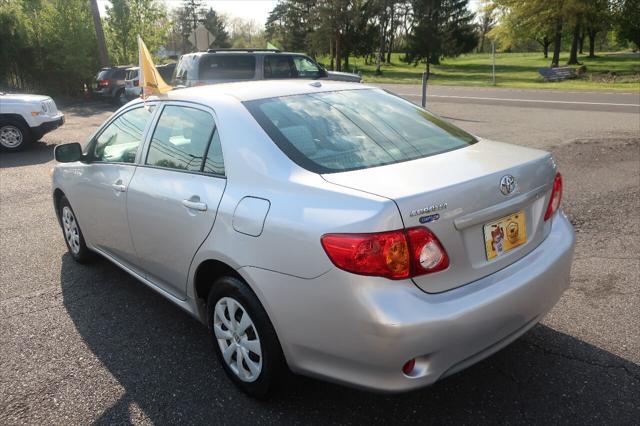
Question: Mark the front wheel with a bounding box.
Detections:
[0,120,31,151]
[207,276,287,398]
[58,196,92,263]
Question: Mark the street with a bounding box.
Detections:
[1,85,639,424]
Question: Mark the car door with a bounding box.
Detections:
[70,105,156,267]
[126,102,226,299]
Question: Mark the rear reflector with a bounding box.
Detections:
[321,227,448,280]
[544,172,563,221]
[402,359,416,375]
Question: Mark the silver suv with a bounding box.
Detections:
[173,48,362,86]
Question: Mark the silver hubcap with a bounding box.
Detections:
[62,206,81,255]
[213,297,262,382]
[0,125,23,148]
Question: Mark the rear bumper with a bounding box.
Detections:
[125,87,141,99]
[240,212,575,392]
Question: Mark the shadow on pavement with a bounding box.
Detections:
[60,254,640,424]
[0,141,55,168]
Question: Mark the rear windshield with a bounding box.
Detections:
[96,70,110,80]
[245,89,477,173]
[198,55,255,81]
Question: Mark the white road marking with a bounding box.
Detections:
[395,93,640,107]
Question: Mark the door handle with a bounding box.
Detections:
[112,182,127,192]
[182,198,208,211]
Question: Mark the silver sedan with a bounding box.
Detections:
[52,80,575,397]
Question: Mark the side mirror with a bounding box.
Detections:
[54,143,83,163]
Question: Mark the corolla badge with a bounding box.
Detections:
[500,175,517,195]
[410,202,447,217]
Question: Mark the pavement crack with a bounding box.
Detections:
[529,342,640,382]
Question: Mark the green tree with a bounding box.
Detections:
[0,0,99,95]
[203,8,230,48]
[404,0,478,73]
[104,0,168,65]
[614,0,639,48]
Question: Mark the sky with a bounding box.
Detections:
[98,1,482,27]
[97,0,277,26]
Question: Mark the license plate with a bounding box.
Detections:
[483,210,527,260]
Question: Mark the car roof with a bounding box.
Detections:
[182,51,309,58]
[160,79,373,103]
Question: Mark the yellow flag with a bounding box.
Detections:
[138,35,171,98]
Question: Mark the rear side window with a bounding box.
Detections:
[157,64,175,82]
[245,89,477,173]
[199,55,255,80]
[146,105,217,172]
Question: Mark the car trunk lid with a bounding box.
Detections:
[322,139,557,293]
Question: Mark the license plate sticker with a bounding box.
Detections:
[483,210,527,260]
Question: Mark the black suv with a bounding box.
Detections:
[93,66,131,104]
[173,49,362,87]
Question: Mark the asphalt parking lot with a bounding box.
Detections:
[1,86,639,424]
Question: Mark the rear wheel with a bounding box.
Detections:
[0,120,31,151]
[113,89,127,106]
[207,276,286,398]
[59,197,92,263]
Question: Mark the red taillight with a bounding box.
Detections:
[133,79,139,87]
[321,227,448,280]
[98,79,109,87]
[544,172,563,221]
[402,359,416,375]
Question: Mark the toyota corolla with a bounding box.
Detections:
[52,80,574,397]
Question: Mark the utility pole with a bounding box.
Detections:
[89,0,110,67]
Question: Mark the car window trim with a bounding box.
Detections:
[139,100,226,178]
[86,102,160,165]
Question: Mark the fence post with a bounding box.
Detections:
[421,71,428,108]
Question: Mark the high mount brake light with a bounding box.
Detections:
[544,172,563,221]
[321,227,449,280]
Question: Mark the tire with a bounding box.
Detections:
[207,276,287,398]
[112,89,126,106]
[0,119,31,151]
[58,196,92,263]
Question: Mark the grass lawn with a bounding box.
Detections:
[330,51,640,92]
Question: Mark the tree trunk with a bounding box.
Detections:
[89,0,110,67]
[375,24,384,75]
[329,38,334,70]
[479,34,485,53]
[335,31,342,72]
[578,28,585,54]
[540,36,551,58]
[588,29,597,57]
[551,17,563,67]
[567,22,580,65]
